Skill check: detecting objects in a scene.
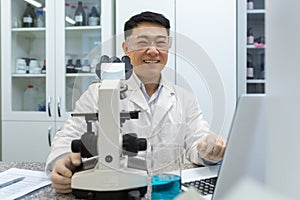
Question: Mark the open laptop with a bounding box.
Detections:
[182,95,266,200]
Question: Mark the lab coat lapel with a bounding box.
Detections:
[151,81,176,131]
[126,75,151,115]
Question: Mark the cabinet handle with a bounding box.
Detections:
[57,97,61,117]
[48,126,53,147]
[48,96,52,117]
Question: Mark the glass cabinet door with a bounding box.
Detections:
[4,0,50,121]
[56,0,104,120]
[246,0,265,94]
[2,0,113,121]
[65,0,102,112]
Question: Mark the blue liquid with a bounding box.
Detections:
[151,174,181,200]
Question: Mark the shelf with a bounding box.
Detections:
[12,27,46,32]
[12,74,46,78]
[12,28,45,39]
[247,9,265,14]
[246,79,266,84]
[66,73,98,77]
[65,26,102,31]
[247,44,266,49]
[12,73,98,78]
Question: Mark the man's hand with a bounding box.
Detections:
[197,133,226,162]
[50,153,81,193]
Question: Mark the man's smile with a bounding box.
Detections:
[143,60,160,63]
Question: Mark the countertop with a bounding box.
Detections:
[0,161,77,200]
[0,161,199,199]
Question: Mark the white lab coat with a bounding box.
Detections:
[45,73,211,174]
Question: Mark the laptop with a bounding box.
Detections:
[182,95,266,200]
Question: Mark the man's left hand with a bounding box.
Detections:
[197,133,226,162]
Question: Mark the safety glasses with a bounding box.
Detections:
[126,34,172,52]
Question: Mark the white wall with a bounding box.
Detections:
[0,0,2,159]
[265,1,300,199]
[175,0,236,137]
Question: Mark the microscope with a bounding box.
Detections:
[70,56,148,199]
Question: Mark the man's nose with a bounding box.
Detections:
[146,46,159,55]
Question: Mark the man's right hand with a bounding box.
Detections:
[50,153,82,193]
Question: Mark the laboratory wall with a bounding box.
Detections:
[0,0,2,160]
[265,0,300,199]
[115,0,236,137]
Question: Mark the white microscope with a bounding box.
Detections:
[70,56,148,199]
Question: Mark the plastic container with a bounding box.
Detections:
[29,60,40,74]
[16,59,27,74]
[36,9,45,27]
[23,85,39,111]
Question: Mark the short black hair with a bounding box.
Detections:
[124,11,170,39]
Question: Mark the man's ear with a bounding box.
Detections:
[122,42,129,55]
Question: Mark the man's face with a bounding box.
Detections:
[122,22,170,83]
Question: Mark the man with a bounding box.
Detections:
[46,11,226,193]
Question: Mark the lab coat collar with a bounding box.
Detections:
[126,73,151,114]
[126,72,176,129]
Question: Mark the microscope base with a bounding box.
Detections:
[71,167,148,199]
[72,186,147,200]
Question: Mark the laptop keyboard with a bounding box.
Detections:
[182,176,218,196]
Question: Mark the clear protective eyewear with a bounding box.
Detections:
[126,34,172,52]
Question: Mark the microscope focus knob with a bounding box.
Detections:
[71,133,98,158]
[71,139,81,153]
[137,138,147,151]
[123,133,147,157]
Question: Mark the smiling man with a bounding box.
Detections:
[46,11,226,194]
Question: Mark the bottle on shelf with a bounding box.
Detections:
[65,3,70,17]
[83,5,89,26]
[81,59,91,73]
[23,85,39,111]
[260,53,265,79]
[74,59,82,73]
[65,3,72,26]
[70,5,77,20]
[22,3,36,27]
[247,27,255,45]
[41,59,46,74]
[66,59,75,73]
[247,0,254,10]
[74,1,86,26]
[247,54,254,79]
[88,6,100,26]
[35,9,45,27]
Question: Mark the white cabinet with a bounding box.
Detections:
[2,121,64,162]
[238,0,265,95]
[1,0,114,161]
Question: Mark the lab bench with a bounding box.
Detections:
[0,161,76,200]
[0,161,199,199]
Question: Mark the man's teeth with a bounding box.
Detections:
[144,60,159,63]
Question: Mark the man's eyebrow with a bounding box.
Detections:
[136,35,149,39]
[136,35,168,39]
